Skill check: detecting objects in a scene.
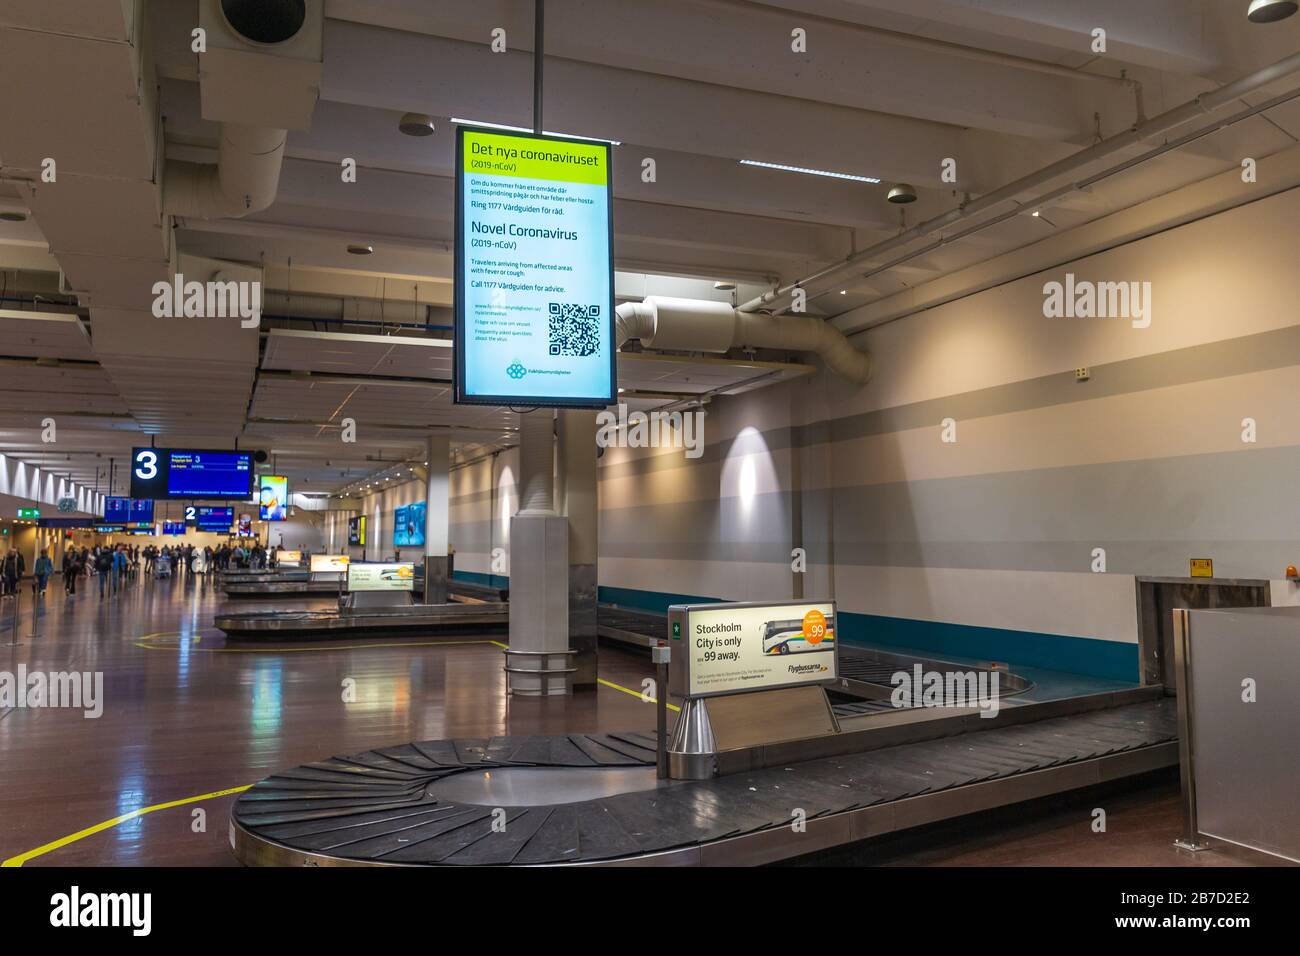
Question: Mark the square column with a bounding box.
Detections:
[423,434,450,604]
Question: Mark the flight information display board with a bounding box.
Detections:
[162,520,186,535]
[454,126,615,408]
[104,498,153,524]
[130,448,254,500]
[189,506,235,532]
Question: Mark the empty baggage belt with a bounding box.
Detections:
[230,697,1178,867]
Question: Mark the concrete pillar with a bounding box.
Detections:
[558,409,599,688]
[424,434,450,604]
[507,410,570,696]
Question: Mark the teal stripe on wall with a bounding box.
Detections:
[838,611,1139,682]
[452,569,511,589]
[594,584,1138,681]
[597,585,722,614]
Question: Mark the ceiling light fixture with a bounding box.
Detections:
[398,112,436,136]
[739,159,881,184]
[1248,0,1298,22]
[886,183,918,204]
[347,244,374,256]
[450,118,621,145]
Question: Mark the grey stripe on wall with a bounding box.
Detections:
[598,323,1300,483]
[598,444,1300,579]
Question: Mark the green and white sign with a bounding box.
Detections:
[668,601,838,698]
[17,508,40,519]
[454,126,615,407]
[346,562,416,592]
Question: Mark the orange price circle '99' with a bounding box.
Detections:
[802,608,827,644]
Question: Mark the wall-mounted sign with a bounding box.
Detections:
[394,501,426,547]
[667,601,838,698]
[454,125,615,408]
[130,447,254,500]
[347,562,415,592]
[259,475,287,521]
[1190,558,1214,578]
[17,508,40,519]
[310,554,350,574]
[347,515,366,546]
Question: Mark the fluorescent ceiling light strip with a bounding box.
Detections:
[451,118,621,145]
[738,159,880,183]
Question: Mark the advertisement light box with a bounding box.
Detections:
[310,554,350,574]
[347,562,415,592]
[259,475,287,521]
[454,126,615,407]
[394,501,426,548]
[667,601,837,698]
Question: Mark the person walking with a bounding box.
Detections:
[2,548,24,597]
[112,545,128,594]
[33,548,53,597]
[96,547,113,598]
[64,548,80,595]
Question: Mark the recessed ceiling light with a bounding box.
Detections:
[739,159,881,184]
[347,244,374,256]
[450,118,621,145]
[840,290,847,295]
[1248,0,1298,22]
[398,112,436,136]
[1031,210,1041,217]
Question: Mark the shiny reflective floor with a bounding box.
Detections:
[0,572,1275,867]
[0,572,657,866]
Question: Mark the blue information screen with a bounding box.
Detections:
[194,507,234,532]
[129,499,154,523]
[454,126,616,407]
[103,497,129,523]
[167,451,253,498]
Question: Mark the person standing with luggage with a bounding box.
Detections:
[2,548,24,597]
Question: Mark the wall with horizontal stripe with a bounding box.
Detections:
[595,186,1300,680]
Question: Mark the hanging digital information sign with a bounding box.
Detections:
[454,125,615,407]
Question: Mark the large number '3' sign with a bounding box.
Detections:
[134,449,159,480]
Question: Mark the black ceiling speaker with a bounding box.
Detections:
[253,449,269,464]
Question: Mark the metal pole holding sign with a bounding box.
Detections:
[652,642,670,779]
[5,588,22,647]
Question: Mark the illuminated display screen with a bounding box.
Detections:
[394,501,426,547]
[130,448,254,500]
[454,126,615,407]
[191,506,234,532]
[259,475,287,521]
[347,516,366,546]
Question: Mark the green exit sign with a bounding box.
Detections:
[672,621,681,640]
[17,508,40,519]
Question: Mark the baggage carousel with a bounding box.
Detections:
[230,690,1177,866]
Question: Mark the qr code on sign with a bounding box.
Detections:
[548,302,601,357]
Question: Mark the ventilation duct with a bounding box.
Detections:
[165,0,323,221]
[615,295,871,385]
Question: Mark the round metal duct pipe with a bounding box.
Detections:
[220,0,308,44]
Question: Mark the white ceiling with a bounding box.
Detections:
[1,0,1298,495]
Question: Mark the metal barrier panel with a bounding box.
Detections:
[1184,606,1300,862]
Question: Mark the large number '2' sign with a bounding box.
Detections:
[134,449,159,480]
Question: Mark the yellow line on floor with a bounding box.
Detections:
[1,785,252,868]
[597,677,681,712]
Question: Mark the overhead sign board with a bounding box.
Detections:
[347,562,415,592]
[130,447,254,500]
[454,125,616,408]
[17,508,40,519]
[667,601,838,698]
